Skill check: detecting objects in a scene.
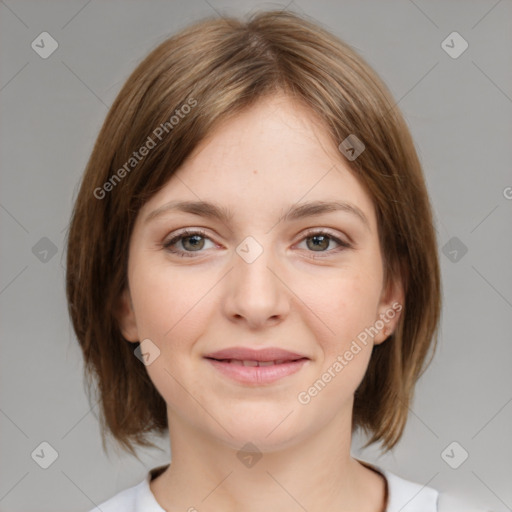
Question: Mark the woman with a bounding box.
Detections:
[66,9,489,511]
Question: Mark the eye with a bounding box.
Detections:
[296,230,351,257]
[162,229,216,257]
[161,228,352,259]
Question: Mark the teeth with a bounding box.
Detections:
[230,360,281,366]
[220,359,295,366]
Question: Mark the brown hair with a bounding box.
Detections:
[66,9,441,457]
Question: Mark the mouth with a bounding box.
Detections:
[204,347,309,385]
[207,358,306,366]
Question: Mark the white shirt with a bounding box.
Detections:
[88,462,491,512]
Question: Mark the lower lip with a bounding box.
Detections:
[206,358,309,385]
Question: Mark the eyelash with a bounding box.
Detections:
[161,228,352,259]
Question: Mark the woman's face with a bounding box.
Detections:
[118,94,403,452]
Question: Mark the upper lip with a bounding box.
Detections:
[204,347,308,362]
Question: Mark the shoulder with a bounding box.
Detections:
[86,464,169,512]
[89,479,153,512]
[382,468,492,512]
[86,481,142,512]
[437,490,495,512]
[383,470,438,512]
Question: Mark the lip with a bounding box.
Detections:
[204,346,309,385]
[204,347,307,362]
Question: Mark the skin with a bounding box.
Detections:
[117,93,403,512]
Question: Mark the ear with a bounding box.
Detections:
[115,287,139,343]
[373,273,405,345]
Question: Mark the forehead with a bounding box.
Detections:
[184,94,334,171]
[139,94,377,230]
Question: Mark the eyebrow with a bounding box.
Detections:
[144,199,370,231]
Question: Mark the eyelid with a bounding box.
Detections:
[161,228,215,257]
[161,226,352,258]
[298,227,351,245]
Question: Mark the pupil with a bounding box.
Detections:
[309,235,328,251]
[185,235,204,250]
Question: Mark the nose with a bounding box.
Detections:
[222,240,290,329]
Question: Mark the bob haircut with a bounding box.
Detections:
[66,9,441,457]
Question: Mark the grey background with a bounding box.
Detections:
[1,0,511,510]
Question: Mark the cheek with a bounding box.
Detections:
[129,254,211,342]
[130,261,210,411]
[294,267,382,347]
[297,275,379,407]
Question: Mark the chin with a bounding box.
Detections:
[207,410,308,454]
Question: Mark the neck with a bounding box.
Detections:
[150,408,386,512]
